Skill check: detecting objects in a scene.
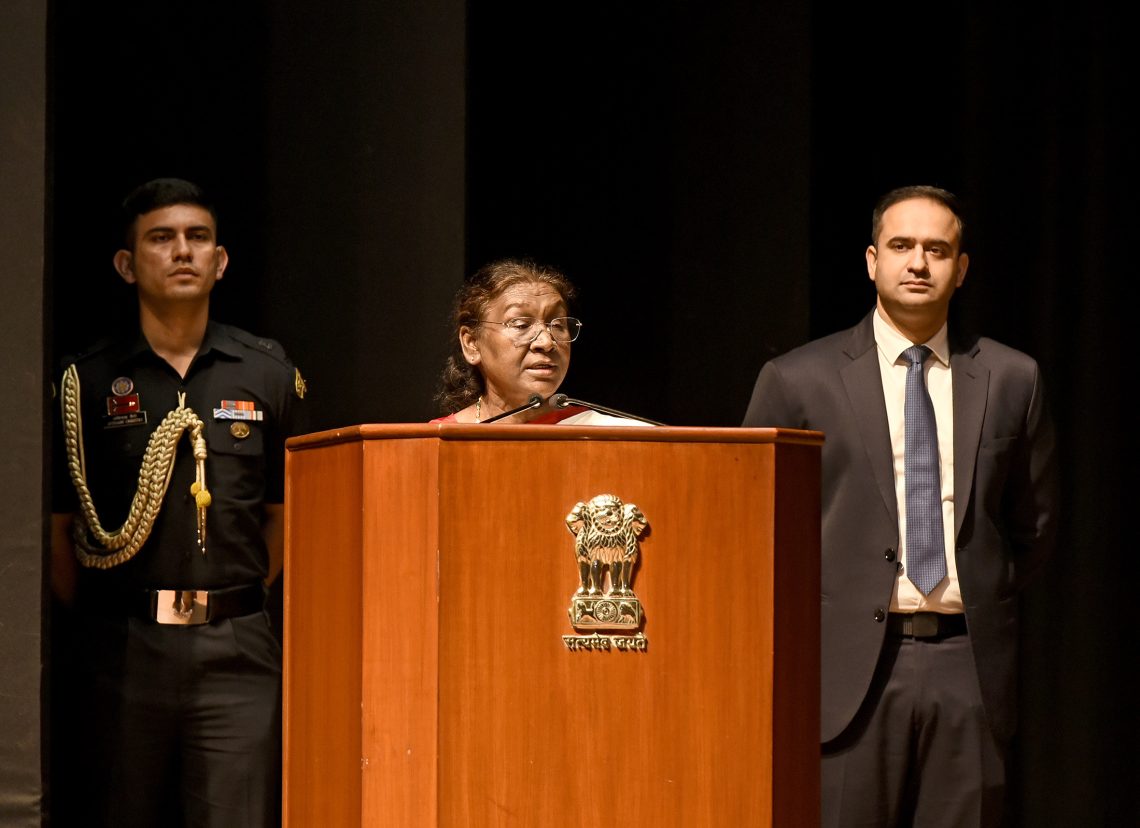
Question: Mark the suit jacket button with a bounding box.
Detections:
[873,608,886,622]
[884,548,896,562]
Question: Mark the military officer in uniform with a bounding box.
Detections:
[51,178,306,827]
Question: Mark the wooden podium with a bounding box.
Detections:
[283,424,821,827]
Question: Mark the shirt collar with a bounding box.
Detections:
[873,307,950,367]
[199,322,243,359]
[117,321,242,365]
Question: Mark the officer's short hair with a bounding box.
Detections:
[120,178,218,249]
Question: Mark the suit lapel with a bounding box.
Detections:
[951,340,987,538]
[841,315,897,525]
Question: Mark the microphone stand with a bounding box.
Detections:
[550,394,665,426]
[480,394,543,424]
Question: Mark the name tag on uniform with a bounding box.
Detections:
[214,399,263,421]
[107,393,140,415]
[104,393,147,428]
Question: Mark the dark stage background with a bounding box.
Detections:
[4,0,1131,824]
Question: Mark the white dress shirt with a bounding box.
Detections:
[873,310,963,613]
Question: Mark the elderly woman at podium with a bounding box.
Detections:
[432,258,655,426]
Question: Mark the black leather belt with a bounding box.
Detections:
[84,582,266,626]
[888,612,967,639]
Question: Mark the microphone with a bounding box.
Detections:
[550,394,665,426]
[480,393,543,424]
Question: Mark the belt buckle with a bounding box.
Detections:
[153,589,209,625]
[912,612,940,638]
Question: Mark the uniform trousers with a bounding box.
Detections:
[72,610,282,828]
[821,630,1006,828]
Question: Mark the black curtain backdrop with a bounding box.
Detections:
[40,1,1135,825]
[467,4,812,427]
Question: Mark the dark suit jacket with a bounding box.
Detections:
[742,310,1058,745]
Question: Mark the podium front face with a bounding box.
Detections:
[284,425,821,828]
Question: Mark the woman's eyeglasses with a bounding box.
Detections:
[475,316,583,345]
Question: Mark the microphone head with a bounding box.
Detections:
[526,393,543,407]
[550,393,570,409]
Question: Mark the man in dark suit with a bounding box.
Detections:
[742,185,1058,827]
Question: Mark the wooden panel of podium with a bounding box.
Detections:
[283,424,821,827]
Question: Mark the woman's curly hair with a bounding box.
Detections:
[435,258,577,414]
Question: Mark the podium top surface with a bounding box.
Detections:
[286,423,823,452]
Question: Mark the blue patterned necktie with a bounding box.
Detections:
[903,345,947,595]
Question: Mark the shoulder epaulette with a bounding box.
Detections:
[221,325,294,367]
[60,336,115,369]
[216,324,305,398]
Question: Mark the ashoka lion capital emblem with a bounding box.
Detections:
[565,494,648,631]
